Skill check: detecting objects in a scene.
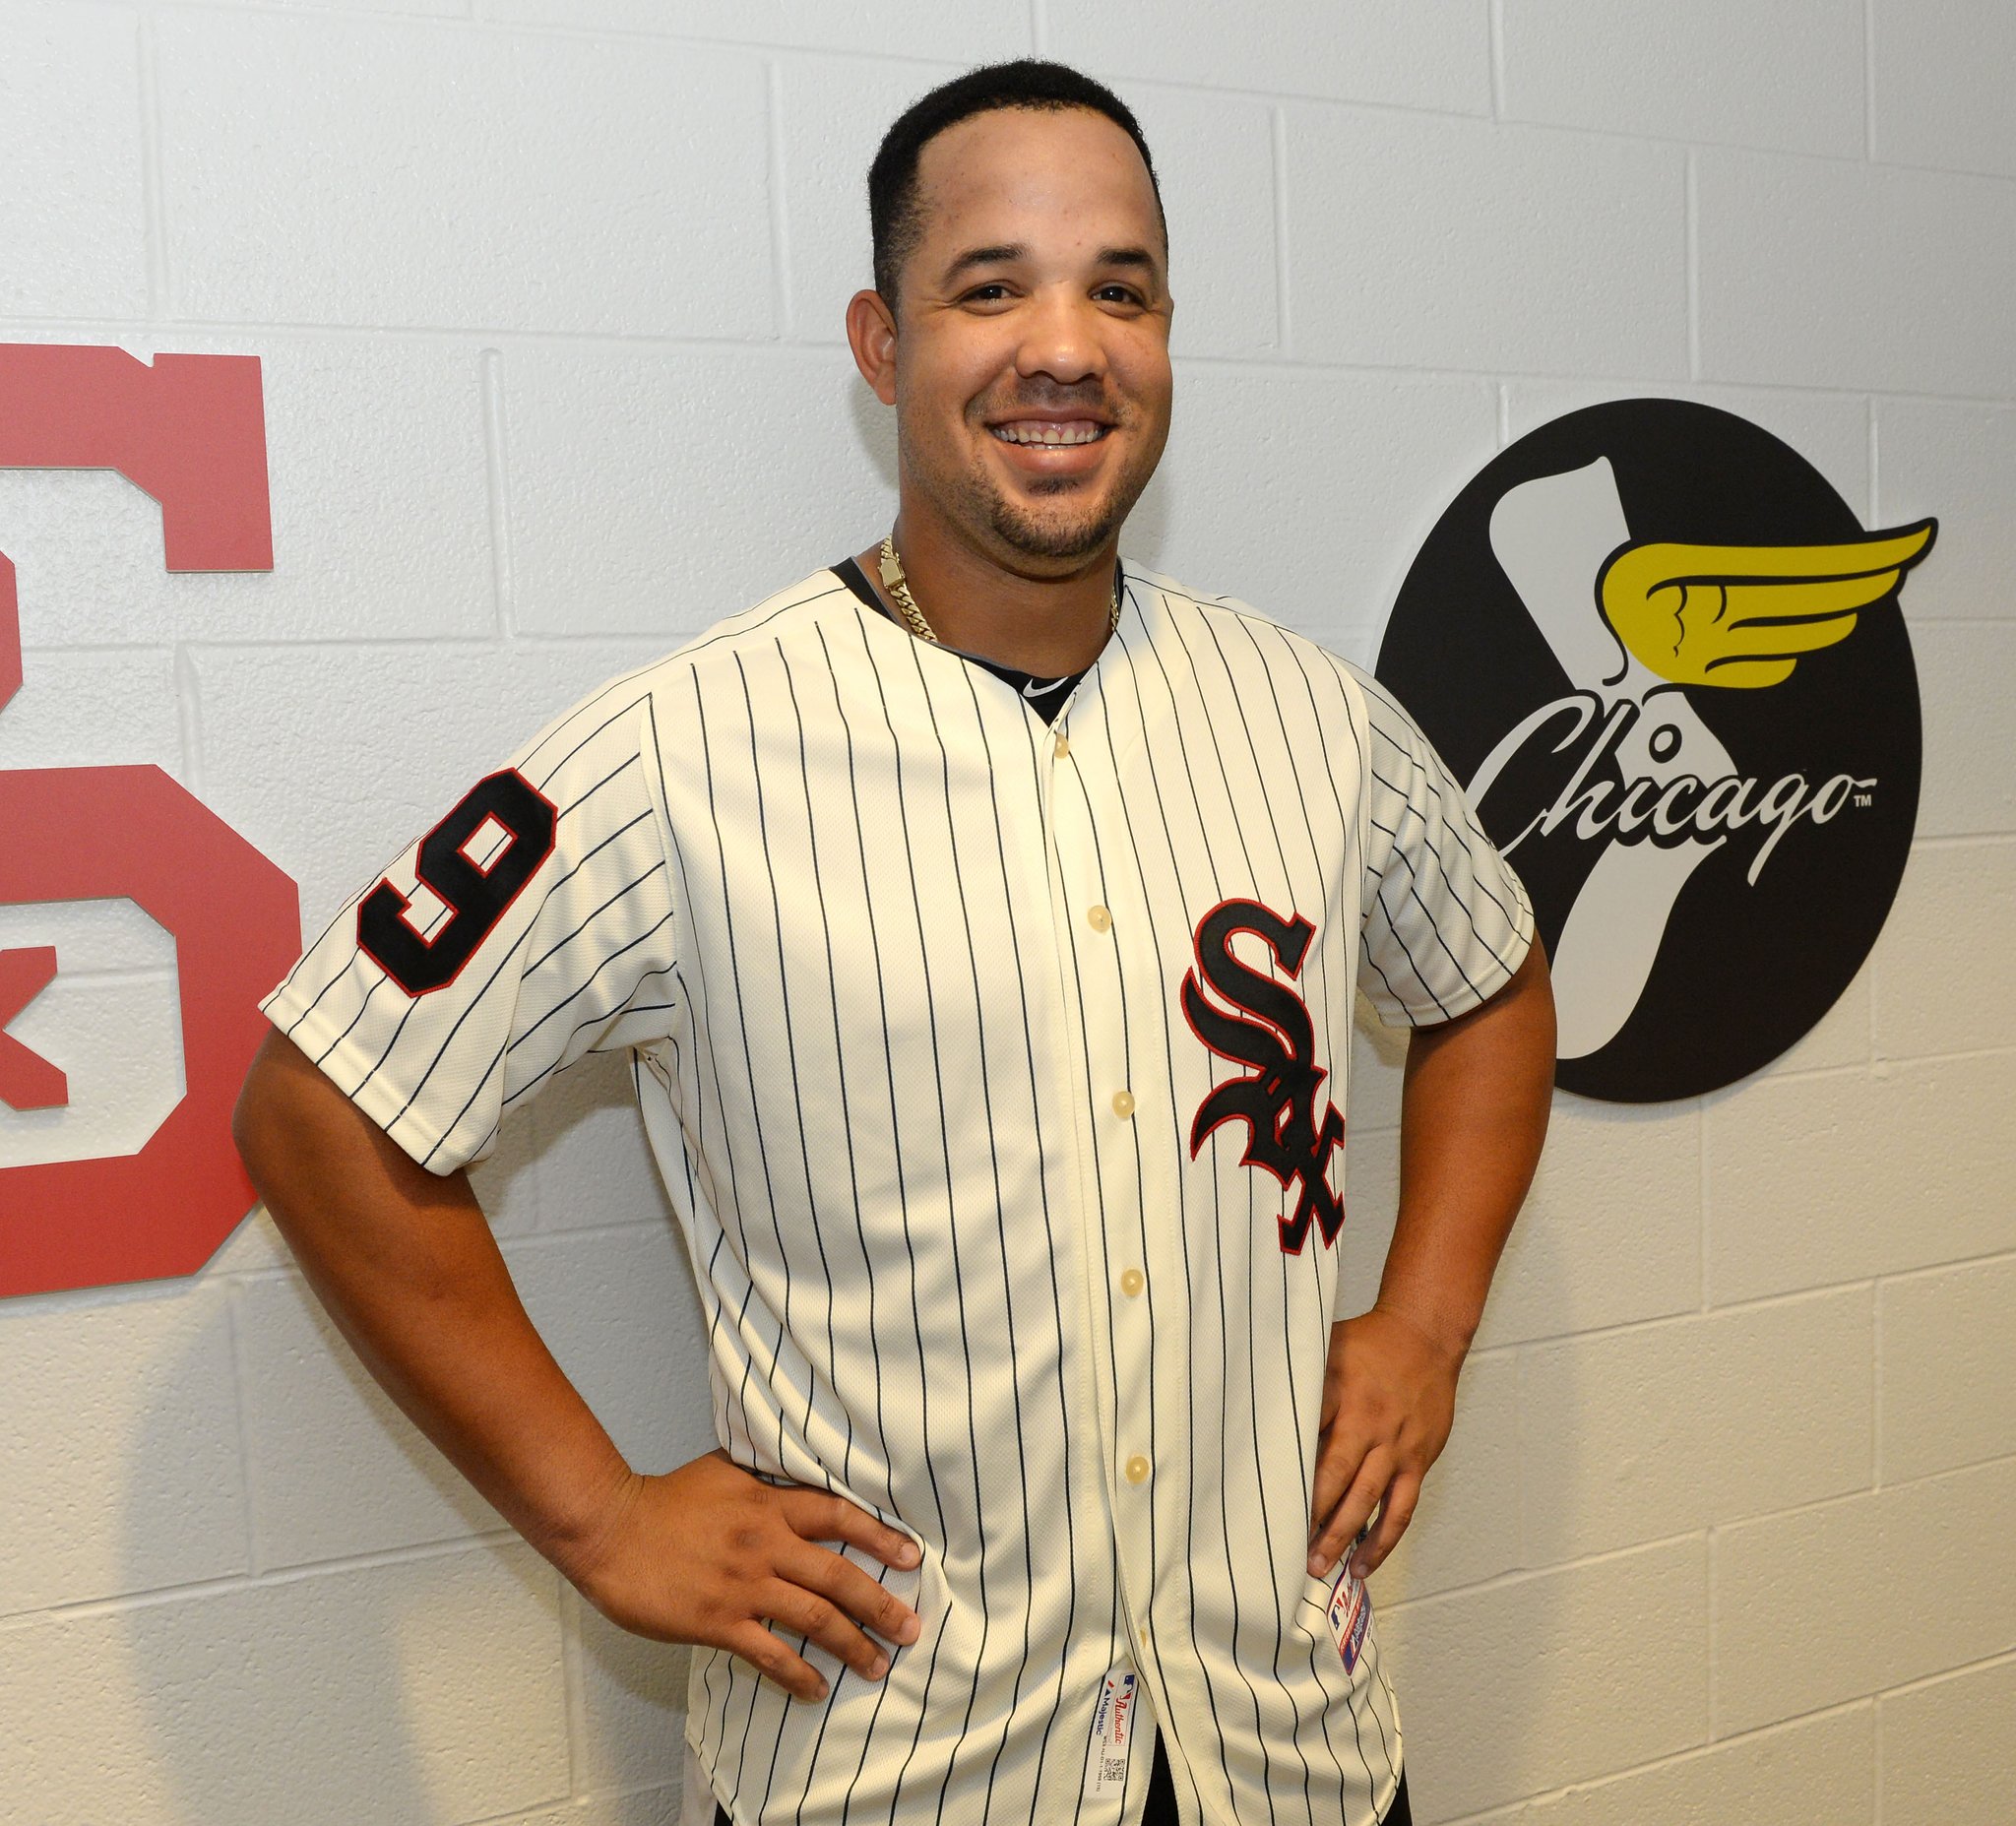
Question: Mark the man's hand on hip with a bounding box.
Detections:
[1305,1305,1463,1582]
[569,1449,923,1703]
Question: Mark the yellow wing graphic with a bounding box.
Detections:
[1597,519,1935,689]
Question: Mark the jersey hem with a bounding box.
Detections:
[257,985,470,1175]
[1363,862,1537,1031]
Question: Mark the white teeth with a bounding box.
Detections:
[993,422,1105,447]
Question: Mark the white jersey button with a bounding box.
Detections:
[1111,1090,1136,1118]
[1054,733,1071,758]
[1087,904,1112,932]
[1119,1267,1145,1297]
[1124,1455,1151,1484]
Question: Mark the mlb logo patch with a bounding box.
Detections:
[1325,1564,1371,1673]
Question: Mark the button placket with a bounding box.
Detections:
[1045,700,1159,1665]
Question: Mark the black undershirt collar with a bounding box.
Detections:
[832,554,1103,727]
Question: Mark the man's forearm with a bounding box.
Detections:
[1379,938,1555,1361]
[231,1029,635,1579]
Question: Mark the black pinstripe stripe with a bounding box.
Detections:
[775,632,905,1826]
[688,665,797,1811]
[1210,608,1369,1818]
[1044,698,1136,1825]
[1188,597,1396,1811]
[1137,605,1275,1815]
[264,572,1541,1824]
[827,612,959,1826]
[1113,587,1229,1826]
[1272,638,1409,1784]
[867,629,997,1826]
[955,657,1086,1819]
[901,638,1036,1826]
[1166,599,1320,1825]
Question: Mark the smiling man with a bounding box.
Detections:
[235,59,1554,1826]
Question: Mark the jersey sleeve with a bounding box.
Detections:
[259,673,680,1174]
[1354,668,1535,1027]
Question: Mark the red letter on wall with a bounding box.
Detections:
[0,345,300,1298]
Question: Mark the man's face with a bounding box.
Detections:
[883,105,1173,571]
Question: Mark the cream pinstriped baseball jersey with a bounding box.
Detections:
[262,562,1533,1826]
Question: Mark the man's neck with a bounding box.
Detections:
[854,514,1118,676]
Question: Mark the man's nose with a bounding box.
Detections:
[1013,288,1105,388]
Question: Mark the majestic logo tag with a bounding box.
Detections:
[1378,400,1934,1102]
[1181,899,1345,1255]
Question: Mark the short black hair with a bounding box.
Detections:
[867,59,1164,308]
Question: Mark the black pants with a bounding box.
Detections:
[715,1735,1411,1823]
[1139,1731,1410,1824]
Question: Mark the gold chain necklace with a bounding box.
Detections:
[877,535,1121,649]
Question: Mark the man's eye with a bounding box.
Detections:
[962,283,1012,303]
[1096,284,1146,306]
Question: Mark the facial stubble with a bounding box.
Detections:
[946,418,1164,566]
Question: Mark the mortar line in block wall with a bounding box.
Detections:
[1379,1526,1714,1619]
[764,59,793,343]
[1740,1034,2016,1084]
[204,1214,682,1294]
[1684,151,1701,383]
[559,1584,587,1805]
[173,644,205,795]
[0,1526,526,1635]
[463,1776,687,1826]
[1871,1277,1885,1491]
[1695,1096,1710,1311]
[1878,1644,2016,1704]
[1873,1683,1884,1826]
[1902,832,2016,850]
[1030,0,1048,55]
[0,963,179,990]
[1405,1248,2012,1360]
[1270,105,1292,356]
[1863,0,1879,161]
[1866,393,1883,527]
[135,10,169,318]
[7,309,2016,411]
[1704,1522,1719,1740]
[1876,1242,2016,1286]
[481,346,515,638]
[371,16,1945,167]
[1387,1447,2016,1608]
[1431,1697,1879,1826]
[223,1284,262,1576]
[1487,0,1506,121]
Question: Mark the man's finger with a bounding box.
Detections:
[724,1617,827,1702]
[1352,1474,1420,1578]
[1308,1424,1373,1544]
[1307,1451,1392,1577]
[778,1487,921,1571]
[759,1577,890,1684]
[778,1537,922,1648]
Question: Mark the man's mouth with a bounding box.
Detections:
[989,420,1110,447]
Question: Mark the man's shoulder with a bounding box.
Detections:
[1125,563,1373,696]
[518,566,864,756]
[661,565,864,672]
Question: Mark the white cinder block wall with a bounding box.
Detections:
[2,2,2011,1821]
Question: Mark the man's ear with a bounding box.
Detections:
[846,288,899,406]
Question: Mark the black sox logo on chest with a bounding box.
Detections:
[1181,899,1346,1256]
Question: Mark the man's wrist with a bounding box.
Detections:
[527,1454,644,1593]
[1363,1293,1476,1371]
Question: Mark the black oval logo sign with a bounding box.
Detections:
[1377,400,1933,1102]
